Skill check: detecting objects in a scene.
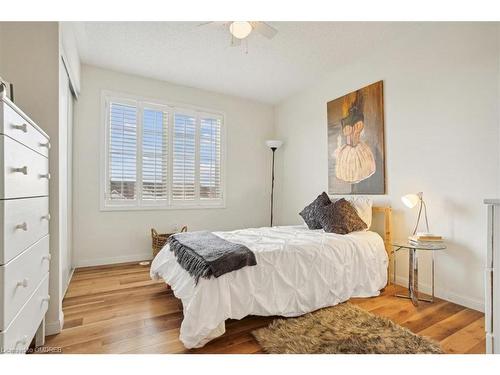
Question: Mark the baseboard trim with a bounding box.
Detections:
[395,275,484,312]
[45,316,63,336]
[75,253,153,268]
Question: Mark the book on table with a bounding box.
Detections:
[408,238,444,249]
[408,234,443,242]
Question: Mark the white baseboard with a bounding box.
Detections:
[395,275,484,312]
[45,315,64,336]
[74,252,153,268]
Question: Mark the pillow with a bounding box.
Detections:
[346,196,373,229]
[317,198,367,234]
[299,192,331,229]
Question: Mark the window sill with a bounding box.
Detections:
[99,202,226,212]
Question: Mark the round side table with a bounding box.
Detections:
[392,241,446,306]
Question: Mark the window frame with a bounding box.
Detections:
[100,90,226,211]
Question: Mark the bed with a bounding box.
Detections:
[150,206,393,349]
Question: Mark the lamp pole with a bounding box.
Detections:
[270,147,276,227]
[265,140,282,227]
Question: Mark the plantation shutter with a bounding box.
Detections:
[142,108,168,202]
[103,94,224,209]
[108,102,138,201]
[172,113,197,201]
[199,115,222,200]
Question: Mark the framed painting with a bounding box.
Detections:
[327,81,385,194]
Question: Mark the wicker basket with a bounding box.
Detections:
[151,226,187,258]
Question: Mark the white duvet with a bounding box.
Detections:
[150,225,388,349]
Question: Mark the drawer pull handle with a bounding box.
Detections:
[16,222,28,231]
[42,213,51,221]
[40,141,51,149]
[42,254,52,261]
[12,123,28,133]
[12,166,28,175]
[42,295,51,303]
[39,173,51,180]
[16,335,28,346]
[17,278,29,288]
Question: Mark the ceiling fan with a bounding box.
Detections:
[198,21,278,48]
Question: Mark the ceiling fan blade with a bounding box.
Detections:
[197,21,228,27]
[250,22,278,39]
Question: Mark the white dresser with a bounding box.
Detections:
[485,199,500,354]
[0,92,51,354]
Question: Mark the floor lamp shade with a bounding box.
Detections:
[265,140,283,150]
[266,140,283,227]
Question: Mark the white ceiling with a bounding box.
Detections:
[75,22,423,104]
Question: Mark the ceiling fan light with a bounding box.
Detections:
[229,21,252,39]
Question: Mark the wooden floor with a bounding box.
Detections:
[42,262,485,354]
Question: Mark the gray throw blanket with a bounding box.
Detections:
[169,231,257,284]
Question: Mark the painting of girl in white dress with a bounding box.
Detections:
[327,81,385,194]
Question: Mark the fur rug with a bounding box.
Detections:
[252,303,443,354]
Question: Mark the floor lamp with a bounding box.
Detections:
[266,140,283,227]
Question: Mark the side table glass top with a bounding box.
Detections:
[392,240,447,251]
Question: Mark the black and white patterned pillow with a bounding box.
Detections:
[299,192,331,229]
[317,198,367,234]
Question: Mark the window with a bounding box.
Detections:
[101,92,224,210]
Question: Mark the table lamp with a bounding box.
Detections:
[401,192,431,235]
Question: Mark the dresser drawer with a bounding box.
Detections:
[0,135,49,199]
[0,274,49,354]
[0,236,49,331]
[0,196,49,264]
[1,102,49,157]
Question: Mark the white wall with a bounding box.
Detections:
[0,22,65,333]
[274,23,500,311]
[73,65,275,266]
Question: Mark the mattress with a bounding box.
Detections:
[150,225,388,348]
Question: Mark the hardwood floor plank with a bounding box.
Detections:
[418,308,484,342]
[46,310,183,348]
[63,289,176,320]
[63,318,83,329]
[400,301,465,333]
[63,283,169,309]
[440,318,485,354]
[349,293,395,311]
[106,329,183,354]
[210,337,262,354]
[465,338,486,354]
[370,298,441,324]
[41,263,485,354]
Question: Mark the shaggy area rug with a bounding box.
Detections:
[252,303,443,354]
